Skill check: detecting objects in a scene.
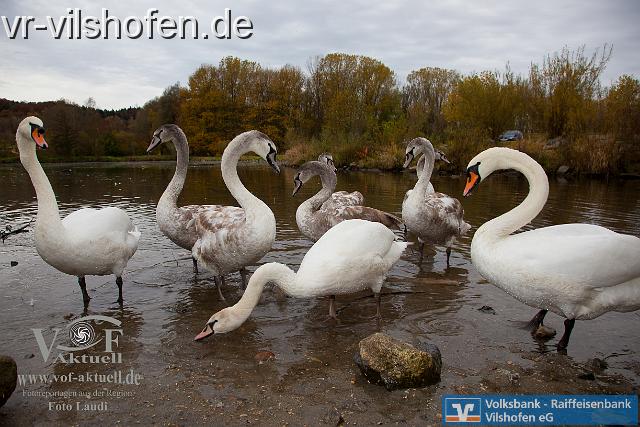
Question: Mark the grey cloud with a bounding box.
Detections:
[1,0,638,109]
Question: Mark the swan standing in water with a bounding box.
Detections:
[147,124,241,280]
[185,130,280,294]
[463,147,640,350]
[402,138,470,267]
[194,219,408,340]
[16,117,140,306]
[293,160,403,242]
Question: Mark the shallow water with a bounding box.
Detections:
[0,161,639,425]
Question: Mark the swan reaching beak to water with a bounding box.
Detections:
[194,219,408,341]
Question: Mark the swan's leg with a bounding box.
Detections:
[240,268,249,290]
[77,276,90,306]
[418,242,425,262]
[557,318,575,350]
[525,309,548,330]
[116,277,123,305]
[214,276,227,302]
[446,247,452,268]
[374,292,382,319]
[328,295,337,319]
[192,257,198,274]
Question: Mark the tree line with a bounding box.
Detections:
[1,46,638,174]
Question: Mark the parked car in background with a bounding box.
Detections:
[498,130,523,142]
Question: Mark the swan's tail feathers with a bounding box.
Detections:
[128,226,141,241]
[385,240,409,267]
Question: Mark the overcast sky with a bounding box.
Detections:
[1,0,639,110]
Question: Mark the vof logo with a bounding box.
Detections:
[444,397,481,423]
[31,315,123,364]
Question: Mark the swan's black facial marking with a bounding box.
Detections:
[266,142,280,174]
[292,173,303,196]
[464,161,481,197]
[404,146,416,168]
[147,128,164,153]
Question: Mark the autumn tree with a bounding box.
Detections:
[402,67,460,136]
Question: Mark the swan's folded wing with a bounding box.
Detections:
[178,205,222,229]
[193,206,246,238]
[298,219,402,282]
[331,205,403,230]
[501,224,640,288]
[321,191,364,211]
[63,207,136,236]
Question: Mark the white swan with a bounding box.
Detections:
[16,116,140,306]
[194,219,408,340]
[402,138,470,266]
[293,161,403,241]
[187,130,280,291]
[464,147,640,350]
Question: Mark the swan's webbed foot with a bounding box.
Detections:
[192,257,198,274]
[116,276,123,305]
[372,292,382,320]
[78,276,91,307]
[524,309,548,331]
[446,247,451,268]
[214,276,227,303]
[556,318,575,351]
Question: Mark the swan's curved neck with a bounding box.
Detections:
[221,144,268,217]
[232,263,297,321]
[414,148,435,193]
[479,152,549,239]
[306,170,337,211]
[18,139,63,232]
[159,132,189,210]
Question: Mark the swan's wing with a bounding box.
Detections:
[62,207,136,236]
[331,205,403,230]
[176,205,221,228]
[193,206,246,237]
[422,193,467,234]
[298,219,406,283]
[500,224,640,288]
[321,191,364,211]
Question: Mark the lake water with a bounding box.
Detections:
[0,161,638,425]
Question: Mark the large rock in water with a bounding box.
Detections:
[354,333,441,390]
[0,355,17,407]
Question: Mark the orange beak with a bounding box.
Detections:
[463,172,479,197]
[32,128,48,149]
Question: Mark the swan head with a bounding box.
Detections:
[318,153,337,172]
[16,116,48,151]
[147,124,183,152]
[292,160,334,196]
[240,130,280,173]
[194,307,246,341]
[403,137,442,168]
[464,147,534,196]
[463,147,506,196]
